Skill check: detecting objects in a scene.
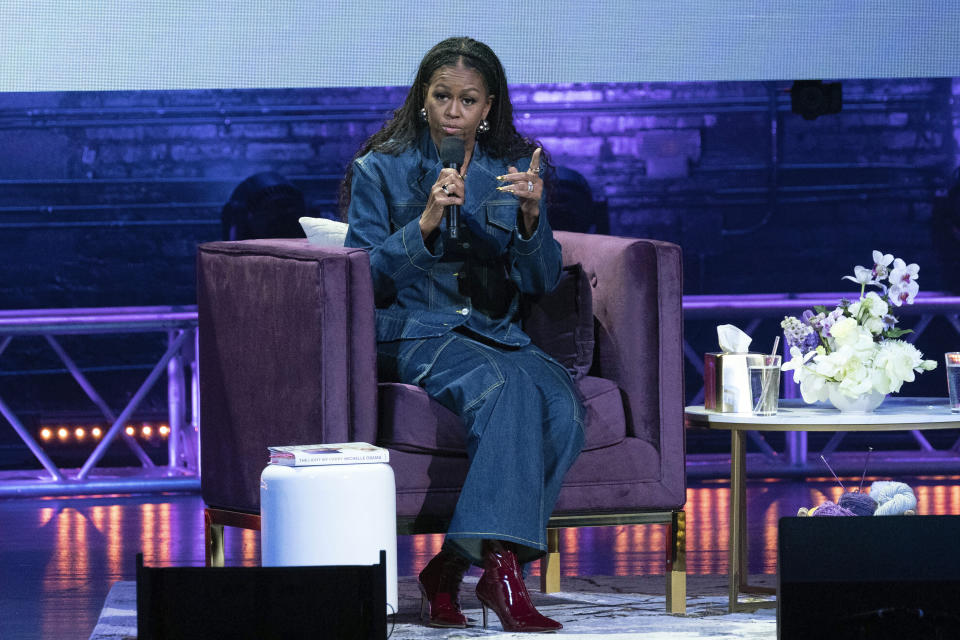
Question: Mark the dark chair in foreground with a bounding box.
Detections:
[197,231,687,612]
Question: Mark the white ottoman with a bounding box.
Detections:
[260,462,398,614]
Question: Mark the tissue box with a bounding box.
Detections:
[703,352,768,413]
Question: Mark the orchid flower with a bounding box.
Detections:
[889,279,919,306]
[871,250,894,280]
[889,258,919,286]
[781,345,816,383]
[842,265,875,286]
[886,258,920,306]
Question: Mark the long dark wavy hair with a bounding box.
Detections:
[338,37,548,220]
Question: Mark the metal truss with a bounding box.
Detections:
[5,295,958,493]
[0,306,199,496]
[684,292,960,473]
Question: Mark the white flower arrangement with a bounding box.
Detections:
[781,250,937,404]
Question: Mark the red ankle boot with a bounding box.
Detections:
[475,541,562,632]
[418,548,471,628]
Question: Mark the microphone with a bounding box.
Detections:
[439,136,465,240]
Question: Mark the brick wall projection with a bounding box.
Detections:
[2,78,958,310]
[1,79,959,425]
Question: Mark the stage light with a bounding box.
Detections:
[36,420,166,444]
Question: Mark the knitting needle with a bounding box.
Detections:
[820,454,846,492]
[858,447,873,493]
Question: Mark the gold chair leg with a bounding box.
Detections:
[665,509,687,614]
[204,508,225,568]
[203,507,262,568]
[539,528,561,593]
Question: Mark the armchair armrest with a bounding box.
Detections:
[554,231,685,498]
[197,238,378,513]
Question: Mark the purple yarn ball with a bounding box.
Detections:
[811,500,855,516]
[838,491,878,516]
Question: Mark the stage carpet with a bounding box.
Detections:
[89,573,776,639]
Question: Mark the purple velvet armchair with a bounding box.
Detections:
[197,231,687,612]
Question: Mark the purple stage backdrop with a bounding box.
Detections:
[1,78,959,457]
[2,79,959,307]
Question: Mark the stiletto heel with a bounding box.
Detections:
[417,548,471,628]
[475,540,562,633]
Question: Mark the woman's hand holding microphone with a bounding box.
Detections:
[420,147,544,241]
[420,167,464,241]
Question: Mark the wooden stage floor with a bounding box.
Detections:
[2,475,958,639]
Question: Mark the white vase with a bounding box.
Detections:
[827,387,887,413]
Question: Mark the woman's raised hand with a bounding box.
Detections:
[497,148,543,237]
[420,167,464,240]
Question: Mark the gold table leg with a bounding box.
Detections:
[728,429,745,610]
[728,429,777,612]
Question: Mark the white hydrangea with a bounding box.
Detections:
[873,340,937,394]
[848,291,888,320]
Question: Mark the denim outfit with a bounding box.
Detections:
[345,129,584,565]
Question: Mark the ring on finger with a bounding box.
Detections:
[441,183,450,194]
[526,180,534,192]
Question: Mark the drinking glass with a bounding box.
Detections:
[946,352,960,413]
[749,355,781,416]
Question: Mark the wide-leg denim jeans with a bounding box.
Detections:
[378,331,585,566]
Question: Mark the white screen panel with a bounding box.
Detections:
[1,1,958,92]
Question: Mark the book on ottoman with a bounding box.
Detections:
[267,442,389,467]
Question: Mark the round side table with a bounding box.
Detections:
[685,397,960,612]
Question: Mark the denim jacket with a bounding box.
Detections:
[344,129,562,345]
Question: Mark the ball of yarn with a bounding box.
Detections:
[838,491,878,516]
[811,500,854,516]
[869,481,917,516]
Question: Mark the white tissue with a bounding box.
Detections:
[717,324,752,353]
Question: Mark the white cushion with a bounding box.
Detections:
[299,216,349,247]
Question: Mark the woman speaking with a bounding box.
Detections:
[342,37,584,632]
